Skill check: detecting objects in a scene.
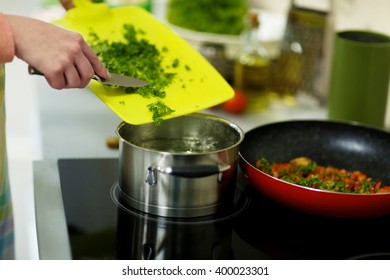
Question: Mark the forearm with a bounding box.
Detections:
[0,13,15,63]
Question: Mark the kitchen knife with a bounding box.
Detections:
[93,72,149,88]
[28,66,149,88]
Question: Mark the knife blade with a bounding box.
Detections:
[93,72,148,88]
[28,66,148,88]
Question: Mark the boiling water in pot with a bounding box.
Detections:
[134,137,225,153]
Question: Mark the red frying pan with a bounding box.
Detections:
[239,120,390,218]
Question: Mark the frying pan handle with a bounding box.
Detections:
[157,164,231,178]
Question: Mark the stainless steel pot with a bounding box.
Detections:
[116,113,244,217]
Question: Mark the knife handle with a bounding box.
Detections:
[92,74,104,82]
[28,65,43,76]
[28,65,102,81]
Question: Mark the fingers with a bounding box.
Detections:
[81,40,110,79]
[44,34,106,89]
[45,72,66,90]
[43,56,91,90]
[7,15,105,90]
[55,35,107,89]
[64,63,89,89]
[43,55,93,90]
[73,54,95,87]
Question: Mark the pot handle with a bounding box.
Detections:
[157,164,231,178]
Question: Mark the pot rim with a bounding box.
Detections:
[116,113,245,155]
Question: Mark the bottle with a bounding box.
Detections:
[234,12,271,112]
[272,0,332,104]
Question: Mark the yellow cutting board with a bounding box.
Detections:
[54,1,234,125]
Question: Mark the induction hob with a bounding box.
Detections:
[36,158,390,260]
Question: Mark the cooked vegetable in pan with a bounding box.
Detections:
[255,157,390,194]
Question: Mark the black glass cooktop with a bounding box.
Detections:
[58,158,390,260]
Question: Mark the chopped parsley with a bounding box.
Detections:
[89,24,179,125]
[167,0,248,35]
[147,100,175,126]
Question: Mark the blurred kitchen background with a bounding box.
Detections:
[2,0,390,259]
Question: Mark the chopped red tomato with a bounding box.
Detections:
[222,89,247,114]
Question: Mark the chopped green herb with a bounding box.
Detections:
[147,100,175,125]
[167,0,248,35]
[172,58,180,68]
[89,24,180,124]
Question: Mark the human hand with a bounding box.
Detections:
[6,15,109,89]
[60,0,95,11]
[60,0,76,10]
